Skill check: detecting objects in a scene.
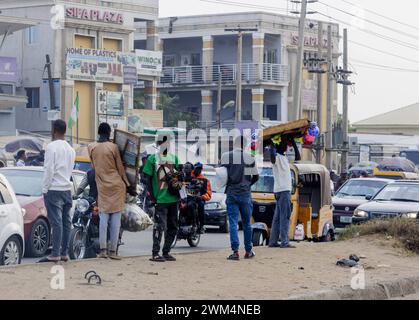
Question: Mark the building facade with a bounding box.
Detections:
[134,12,340,130]
[0,15,38,135]
[0,0,160,142]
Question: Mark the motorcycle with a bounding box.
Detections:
[171,196,201,248]
[68,197,123,260]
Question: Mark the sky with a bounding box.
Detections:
[159,0,419,123]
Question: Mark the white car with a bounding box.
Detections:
[0,173,25,266]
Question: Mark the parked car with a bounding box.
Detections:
[0,167,86,257]
[353,180,419,223]
[333,178,392,228]
[0,173,25,266]
[0,150,15,168]
[203,167,229,233]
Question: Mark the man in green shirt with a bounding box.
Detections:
[143,136,181,262]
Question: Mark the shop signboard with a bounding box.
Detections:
[98,90,124,116]
[66,48,126,83]
[135,49,163,77]
[0,57,17,83]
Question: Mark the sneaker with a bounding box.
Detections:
[268,243,281,248]
[149,254,166,262]
[244,251,256,259]
[227,251,240,261]
[109,251,122,260]
[163,254,176,261]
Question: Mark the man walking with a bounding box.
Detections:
[89,123,131,260]
[143,135,181,262]
[39,120,75,263]
[221,135,259,261]
[269,136,301,248]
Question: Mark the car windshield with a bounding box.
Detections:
[337,179,387,197]
[374,184,419,202]
[251,168,275,193]
[206,174,225,193]
[0,170,43,197]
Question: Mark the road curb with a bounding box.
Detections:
[287,276,419,300]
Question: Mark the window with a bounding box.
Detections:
[0,84,13,95]
[264,104,278,121]
[163,55,176,67]
[191,53,201,66]
[0,183,13,205]
[28,26,39,44]
[25,88,40,109]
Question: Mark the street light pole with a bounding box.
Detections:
[217,71,222,130]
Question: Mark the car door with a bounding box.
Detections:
[0,178,22,243]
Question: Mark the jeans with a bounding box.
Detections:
[269,191,292,247]
[44,190,73,258]
[99,212,121,252]
[153,203,179,256]
[186,198,205,229]
[226,193,253,253]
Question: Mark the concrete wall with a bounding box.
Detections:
[213,35,252,65]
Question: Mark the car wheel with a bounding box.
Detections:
[26,219,50,258]
[0,236,22,266]
[219,216,229,233]
[252,230,264,247]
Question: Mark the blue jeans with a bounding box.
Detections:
[269,191,292,247]
[99,212,121,252]
[44,190,73,258]
[226,193,253,253]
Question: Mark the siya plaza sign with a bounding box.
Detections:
[66,7,124,25]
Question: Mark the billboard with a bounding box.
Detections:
[0,57,17,83]
[97,90,124,116]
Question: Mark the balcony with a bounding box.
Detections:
[159,63,289,87]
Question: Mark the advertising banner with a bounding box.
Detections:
[135,49,163,77]
[66,48,128,83]
[0,57,17,83]
[98,90,124,116]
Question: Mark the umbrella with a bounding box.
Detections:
[378,157,418,173]
[5,137,44,154]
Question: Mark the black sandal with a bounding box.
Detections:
[149,255,166,262]
[37,257,60,263]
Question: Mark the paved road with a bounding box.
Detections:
[22,227,243,265]
[392,293,419,300]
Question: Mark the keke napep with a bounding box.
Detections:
[250,119,335,246]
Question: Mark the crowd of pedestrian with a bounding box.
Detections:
[37,119,306,263]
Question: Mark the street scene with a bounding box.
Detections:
[0,0,419,306]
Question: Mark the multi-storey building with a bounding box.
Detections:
[135,11,340,129]
[0,0,160,142]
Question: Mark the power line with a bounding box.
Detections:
[349,40,419,65]
[315,11,419,52]
[202,0,419,65]
[351,59,419,73]
[200,0,288,13]
[337,0,419,32]
[317,1,419,41]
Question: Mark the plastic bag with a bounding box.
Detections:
[121,203,153,232]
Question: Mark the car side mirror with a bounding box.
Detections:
[365,195,373,200]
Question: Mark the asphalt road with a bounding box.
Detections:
[22,227,243,265]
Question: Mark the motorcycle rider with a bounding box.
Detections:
[76,168,98,200]
[191,162,212,234]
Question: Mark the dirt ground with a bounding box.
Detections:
[1,235,418,300]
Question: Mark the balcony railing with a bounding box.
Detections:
[159,63,289,86]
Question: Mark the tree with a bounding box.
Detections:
[134,90,199,129]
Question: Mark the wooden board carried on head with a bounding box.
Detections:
[114,129,141,188]
[262,119,311,143]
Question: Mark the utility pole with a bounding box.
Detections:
[316,21,324,164]
[45,55,56,140]
[326,25,333,171]
[217,71,222,130]
[225,26,258,122]
[292,0,308,120]
[336,29,354,172]
[236,31,243,122]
